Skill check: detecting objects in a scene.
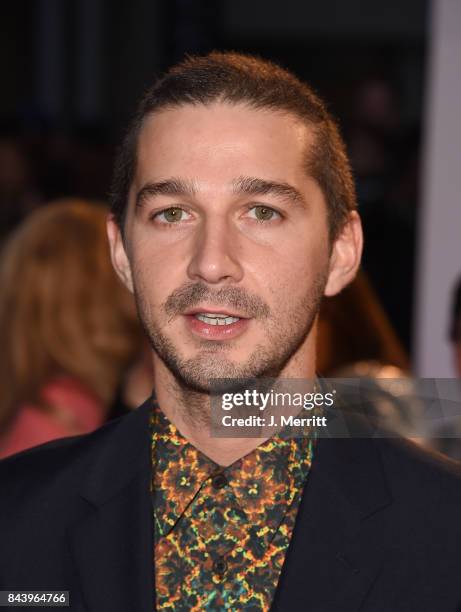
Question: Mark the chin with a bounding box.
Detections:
[181,355,244,384]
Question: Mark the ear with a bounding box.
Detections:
[324,211,363,297]
[106,215,134,293]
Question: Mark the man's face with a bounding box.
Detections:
[109,102,359,392]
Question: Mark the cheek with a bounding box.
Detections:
[129,238,183,311]
[252,230,328,303]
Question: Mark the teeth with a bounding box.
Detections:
[196,313,240,326]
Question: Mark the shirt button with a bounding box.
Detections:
[213,557,227,576]
[212,473,228,489]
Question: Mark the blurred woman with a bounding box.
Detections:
[0,199,146,458]
[316,269,410,376]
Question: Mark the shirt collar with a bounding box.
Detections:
[150,399,314,544]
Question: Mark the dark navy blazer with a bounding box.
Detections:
[1,398,461,611]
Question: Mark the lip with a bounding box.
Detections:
[184,306,247,319]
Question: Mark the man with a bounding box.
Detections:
[1,52,460,612]
[430,277,461,461]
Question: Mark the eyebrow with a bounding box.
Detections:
[135,178,197,209]
[232,176,306,208]
[135,175,306,209]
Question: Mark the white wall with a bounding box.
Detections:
[414,0,461,376]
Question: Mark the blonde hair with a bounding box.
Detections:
[0,199,144,433]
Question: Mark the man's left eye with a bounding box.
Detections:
[247,206,280,221]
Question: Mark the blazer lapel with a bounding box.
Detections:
[68,400,154,612]
[272,436,393,612]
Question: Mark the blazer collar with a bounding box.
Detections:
[272,434,393,611]
[79,397,153,507]
[69,398,154,612]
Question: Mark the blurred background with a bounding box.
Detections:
[0,0,460,458]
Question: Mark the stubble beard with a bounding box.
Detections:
[133,272,328,424]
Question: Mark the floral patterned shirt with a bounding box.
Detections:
[150,399,314,611]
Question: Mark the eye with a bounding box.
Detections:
[247,205,281,222]
[153,207,191,224]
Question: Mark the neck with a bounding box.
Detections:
[152,340,317,466]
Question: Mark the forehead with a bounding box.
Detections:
[134,102,316,189]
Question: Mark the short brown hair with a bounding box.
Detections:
[110,51,357,242]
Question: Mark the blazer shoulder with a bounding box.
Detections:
[376,436,461,509]
[0,399,150,490]
[0,416,123,502]
[0,402,152,548]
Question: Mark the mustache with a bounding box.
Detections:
[163,282,271,319]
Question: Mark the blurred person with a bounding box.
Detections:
[426,276,461,461]
[345,77,417,351]
[449,276,461,377]
[0,199,146,458]
[346,77,400,206]
[317,271,430,447]
[109,340,156,419]
[317,268,410,375]
[1,53,460,612]
[0,136,40,241]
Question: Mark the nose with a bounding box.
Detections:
[186,216,244,285]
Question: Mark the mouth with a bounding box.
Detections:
[185,307,246,323]
[183,308,250,340]
[194,312,241,326]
